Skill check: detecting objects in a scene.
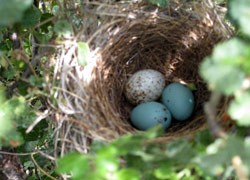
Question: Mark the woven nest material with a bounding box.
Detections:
[52,0,233,153]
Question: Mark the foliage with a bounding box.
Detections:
[198,0,250,179]
[200,1,250,127]
[0,88,35,147]
[227,0,250,37]
[57,127,209,180]
[0,0,33,26]
[0,0,56,178]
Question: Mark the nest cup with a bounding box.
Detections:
[54,0,232,152]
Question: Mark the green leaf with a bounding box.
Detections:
[146,0,168,7]
[200,38,250,95]
[116,169,141,180]
[97,145,118,157]
[0,89,13,137]
[28,75,44,87]
[212,39,250,74]
[57,152,89,180]
[212,39,247,65]
[19,5,41,28]
[52,5,60,15]
[200,58,244,95]
[53,20,73,38]
[111,125,163,155]
[0,87,33,147]
[194,136,246,176]
[95,146,119,176]
[1,129,24,147]
[228,0,250,37]
[165,139,195,164]
[2,67,17,80]
[33,31,53,44]
[228,92,250,126]
[77,42,90,66]
[0,0,33,26]
[90,140,108,152]
[154,164,178,180]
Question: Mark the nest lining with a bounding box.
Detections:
[53,0,232,152]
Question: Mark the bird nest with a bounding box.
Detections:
[51,0,232,153]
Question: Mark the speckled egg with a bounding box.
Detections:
[161,82,195,121]
[125,69,165,105]
[130,101,172,130]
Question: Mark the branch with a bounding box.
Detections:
[204,92,227,138]
[232,156,248,180]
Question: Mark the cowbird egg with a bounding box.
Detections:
[130,101,172,130]
[125,69,165,105]
[161,82,195,121]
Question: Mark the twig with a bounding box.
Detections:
[35,16,56,29]
[26,109,50,134]
[0,150,55,162]
[31,153,57,180]
[0,150,38,156]
[232,156,248,180]
[86,19,124,44]
[204,92,227,138]
[38,151,56,162]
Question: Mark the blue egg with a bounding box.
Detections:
[161,82,195,121]
[130,102,172,130]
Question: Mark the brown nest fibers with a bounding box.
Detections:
[52,0,232,153]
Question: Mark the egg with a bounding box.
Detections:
[161,82,195,121]
[125,69,165,105]
[130,101,172,130]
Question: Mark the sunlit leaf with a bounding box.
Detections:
[154,164,178,180]
[200,39,250,95]
[200,59,244,95]
[0,90,12,137]
[0,90,34,147]
[212,39,247,65]
[57,152,89,180]
[116,168,141,180]
[1,129,24,147]
[212,39,250,74]
[77,42,90,67]
[96,146,119,174]
[228,92,250,126]
[228,0,250,37]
